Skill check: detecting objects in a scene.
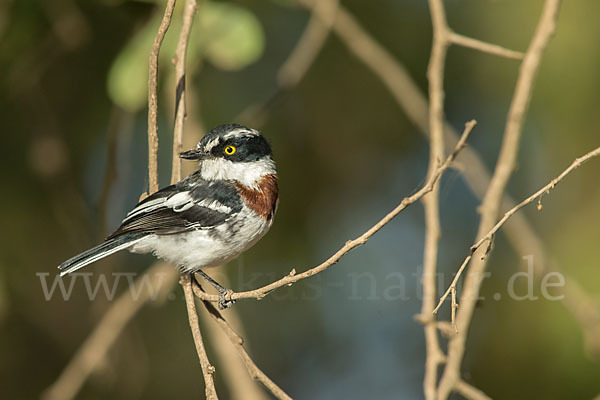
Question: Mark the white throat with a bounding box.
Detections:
[199,157,276,188]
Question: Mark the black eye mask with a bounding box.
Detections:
[212,135,272,162]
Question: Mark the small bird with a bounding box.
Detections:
[58,124,278,308]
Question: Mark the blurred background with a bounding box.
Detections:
[1,0,600,399]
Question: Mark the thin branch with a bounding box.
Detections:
[436,1,562,398]
[147,0,176,194]
[455,380,493,400]
[434,145,600,316]
[277,0,339,89]
[42,264,177,400]
[421,1,451,399]
[193,121,477,305]
[169,1,219,396]
[449,32,524,60]
[181,275,218,400]
[171,0,198,184]
[196,287,293,400]
[199,309,269,400]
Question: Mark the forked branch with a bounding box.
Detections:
[433,145,600,323]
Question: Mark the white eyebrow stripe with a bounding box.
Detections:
[222,128,258,140]
[203,137,220,151]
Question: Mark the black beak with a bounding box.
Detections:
[179,149,210,160]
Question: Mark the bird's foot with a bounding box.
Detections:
[217,288,235,310]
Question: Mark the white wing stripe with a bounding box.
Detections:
[126,198,164,216]
[165,192,193,208]
[122,190,232,224]
[197,199,232,214]
[124,198,166,222]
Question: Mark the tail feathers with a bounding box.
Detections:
[58,235,144,276]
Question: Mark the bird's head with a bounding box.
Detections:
[180,124,276,188]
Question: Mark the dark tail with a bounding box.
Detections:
[58,235,144,276]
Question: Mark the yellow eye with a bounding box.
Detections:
[224,145,236,155]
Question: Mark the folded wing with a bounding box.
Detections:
[108,174,243,238]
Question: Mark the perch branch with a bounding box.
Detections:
[434,145,600,317]
[192,121,476,304]
[197,288,293,400]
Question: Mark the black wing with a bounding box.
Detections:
[107,172,243,239]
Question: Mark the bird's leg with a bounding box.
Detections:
[194,270,235,309]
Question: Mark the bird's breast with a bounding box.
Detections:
[234,174,278,221]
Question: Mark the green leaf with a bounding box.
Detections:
[107,1,265,111]
[106,18,156,112]
[199,2,265,71]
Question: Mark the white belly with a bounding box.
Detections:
[130,208,273,272]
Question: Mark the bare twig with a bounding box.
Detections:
[277,0,339,89]
[42,263,177,400]
[199,304,269,400]
[420,1,451,399]
[455,380,493,400]
[193,121,476,305]
[181,275,218,399]
[196,287,293,400]
[147,0,176,194]
[301,0,600,374]
[171,0,198,184]
[434,145,600,316]
[311,0,600,362]
[449,32,524,60]
[436,1,562,398]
